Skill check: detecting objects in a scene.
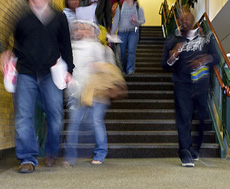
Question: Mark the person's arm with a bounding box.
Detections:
[188,34,220,69]
[111,6,120,35]
[105,0,112,31]
[206,34,220,67]
[57,13,74,75]
[162,36,181,70]
[137,7,145,25]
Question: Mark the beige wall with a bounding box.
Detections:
[190,0,228,22]
[209,0,228,21]
[139,0,175,26]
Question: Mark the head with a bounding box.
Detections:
[180,12,195,31]
[71,21,99,40]
[65,0,81,11]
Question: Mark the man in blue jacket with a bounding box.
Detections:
[1,0,74,173]
[162,11,219,167]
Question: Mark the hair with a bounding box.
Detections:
[65,0,69,8]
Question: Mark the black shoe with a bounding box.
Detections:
[179,149,194,167]
[190,149,199,161]
[18,163,35,173]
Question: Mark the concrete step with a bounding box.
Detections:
[104,119,213,131]
[106,131,216,143]
[59,143,219,158]
[126,82,173,90]
[126,90,174,99]
[105,109,175,120]
[110,99,174,109]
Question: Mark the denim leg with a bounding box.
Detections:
[118,32,128,73]
[39,74,63,158]
[193,84,209,152]
[127,31,139,73]
[92,102,109,162]
[15,74,39,166]
[174,83,193,154]
[64,97,89,164]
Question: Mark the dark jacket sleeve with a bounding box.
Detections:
[57,13,74,74]
[95,0,112,29]
[207,34,220,67]
[161,36,177,70]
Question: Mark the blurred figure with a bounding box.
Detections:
[1,0,74,173]
[111,0,145,75]
[162,11,220,167]
[95,0,112,32]
[63,20,126,166]
[80,0,112,32]
[63,0,81,23]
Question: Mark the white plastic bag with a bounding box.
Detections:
[50,57,68,90]
[3,57,18,93]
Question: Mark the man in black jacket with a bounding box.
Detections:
[1,0,74,173]
[162,11,219,167]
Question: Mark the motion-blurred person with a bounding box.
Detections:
[161,11,219,167]
[63,0,81,23]
[95,0,112,32]
[111,0,145,75]
[63,20,126,166]
[1,0,74,173]
[80,0,112,32]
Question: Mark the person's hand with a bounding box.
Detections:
[131,15,138,25]
[0,50,15,73]
[65,72,72,84]
[188,54,213,69]
[169,42,184,57]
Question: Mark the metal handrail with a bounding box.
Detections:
[197,12,230,97]
[172,6,180,32]
[159,3,167,25]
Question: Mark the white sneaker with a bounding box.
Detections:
[91,160,103,165]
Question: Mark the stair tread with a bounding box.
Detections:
[104,119,211,124]
[106,109,174,113]
[107,131,215,135]
[112,99,174,102]
[60,143,219,149]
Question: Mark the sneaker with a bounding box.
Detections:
[18,163,35,173]
[63,161,74,168]
[127,71,134,75]
[190,150,199,161]
[91,160,103,165]
[179,149,194,167]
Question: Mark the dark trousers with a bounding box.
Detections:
[174,82,209,155]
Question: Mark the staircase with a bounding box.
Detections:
[105,26,219,158]
[61,26,219,158]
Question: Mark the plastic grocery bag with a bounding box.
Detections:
[3,57,18,93]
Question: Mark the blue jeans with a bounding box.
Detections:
[118,30,139,74]
[64,98,108,163]
[174,81,209,157]
[64,98,91,164]
[15,74,63,166]
[91,102,109,162]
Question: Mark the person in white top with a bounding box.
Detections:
[63,0,81,23]
[63,20,116,166]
